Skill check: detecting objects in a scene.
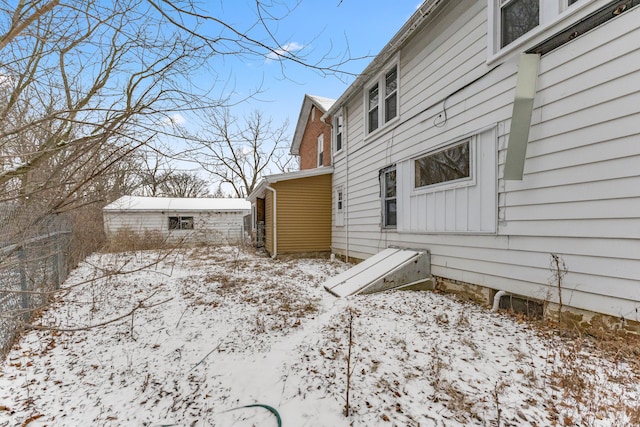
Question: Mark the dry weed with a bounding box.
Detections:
[102,228,169,252]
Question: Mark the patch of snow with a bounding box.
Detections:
[0,246,638,426]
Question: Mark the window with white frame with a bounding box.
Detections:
[334,115,343,152]
[168,216,194,230]
[380,166,397,228]
[367,63,398,134]
[494,0,582,49]
[414,140,471,189]
[335,188,345,227]
[317,134,324,167]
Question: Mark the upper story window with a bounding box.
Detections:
[367,62,399,134]
[384,67,398,122]
[492,0,583,52]
[368,85,379,133]
[334,115,343,153]
[501,0,539,47]
[317,134,324,167]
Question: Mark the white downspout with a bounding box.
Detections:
[344,106,349,263]
[492,290,508,312]
[265,186,277,258]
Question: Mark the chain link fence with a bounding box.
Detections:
[0,205,72,354]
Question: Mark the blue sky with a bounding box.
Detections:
[192,0,423,129]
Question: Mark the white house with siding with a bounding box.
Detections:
[103,196,251,245]
[325,0,640,325]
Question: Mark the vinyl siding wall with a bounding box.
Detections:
[332,0,640,319]
[104,210,249,244]
[272,173,332,254]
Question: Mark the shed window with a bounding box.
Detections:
[414,140,470,189]
[168,216,194,230]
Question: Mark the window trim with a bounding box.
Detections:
[364,57,400,138]
[487,0,596,62]
[317,134,324,167]
[412,138,477,195]
[380,165,397,229]
[335,186,345,227]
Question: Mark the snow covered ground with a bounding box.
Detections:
[1,245,638,426]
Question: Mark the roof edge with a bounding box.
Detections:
[325,0,447,118]
[247,167,334,201]
[290,94,335,155]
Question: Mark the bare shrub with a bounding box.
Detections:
[102,228,169,253]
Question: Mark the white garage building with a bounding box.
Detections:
[103,196,251,245]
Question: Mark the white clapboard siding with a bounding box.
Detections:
[105,210,248,244]
[398,127,496,233]
[331,0,640,319]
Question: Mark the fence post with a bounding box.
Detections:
[18,247,29,323]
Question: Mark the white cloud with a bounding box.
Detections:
[265,41,304,62]
[169,113,186,125]
[161,113,186,127]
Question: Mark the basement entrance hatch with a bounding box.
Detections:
[324,247,431,298]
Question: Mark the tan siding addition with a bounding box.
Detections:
[273,173,332,254]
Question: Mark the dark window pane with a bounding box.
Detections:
[414,141,470,188]
[169,217,179,230]
[385,199,397,227]
[368,84,379,109]
[501,0,539,47]
[181,216,194,230]
[369,106,379,132]
[385,92,397,122]
[336,116,343,151]
[385,67,397,95]
[385,169,396,198]
[385,67,398,122]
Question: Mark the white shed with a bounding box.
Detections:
[103,196,251,245]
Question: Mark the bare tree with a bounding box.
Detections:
[0,0,364,350]
[189,109,289,198]
[159,172,210,198]
[273,146,300,174]
[0,0,361,226]
[134,150,176,197]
